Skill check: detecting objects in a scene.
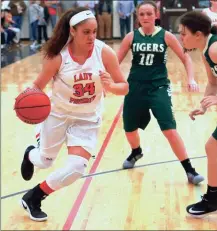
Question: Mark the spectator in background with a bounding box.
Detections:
[1,10,6,49]
[58,0,77,15]
[96,0,112,40]
[8,0,26,30]
[45,0,58,29]
[155,0,161,26]
[37,0,49,48]
[203,0,217,26]
[199,0,210,8]
[117,1,134,39]
[3,8,21,45]
[76,1,96,15]
[29,0,40,49]
[1,0,10,10]
[1,9,16,47]
[76,1,98,15]
[133,0,143,29]
[133,0,143,7]
[1,26,6,49]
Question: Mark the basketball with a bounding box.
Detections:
[14,88,51,124]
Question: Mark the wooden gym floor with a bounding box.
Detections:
[1,41,217,230]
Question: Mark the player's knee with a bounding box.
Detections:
[60,156,88,187]
[40,156,55,169]
[205,137,217,158]
[162,129,177,140]
[46,155,88,190]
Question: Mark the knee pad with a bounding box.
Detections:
[40,156,55,169]
[29,148,55,169]
[46,155,88,190]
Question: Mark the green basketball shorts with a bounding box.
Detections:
[123,80,176,132]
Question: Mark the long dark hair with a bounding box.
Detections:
[42,7,90,59]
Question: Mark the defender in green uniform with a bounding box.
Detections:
[204,34,217,140]
[118,1,204,184]
[124,27,173,132]
[180,11,217,218]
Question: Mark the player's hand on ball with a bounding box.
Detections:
[22,87,42,94]
[189,108,206,120]
[100,70,114,92]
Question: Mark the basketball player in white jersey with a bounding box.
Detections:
[20,7,129,221]
[203,0,217,26]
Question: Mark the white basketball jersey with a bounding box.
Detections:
[50,39,105,115]
[203,8,217,25]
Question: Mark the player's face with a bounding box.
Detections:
[179,25,199,50]
[71,18,97,50]
[211,0,217,6]
[137,4,157,28]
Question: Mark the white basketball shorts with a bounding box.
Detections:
[35,110,102,159]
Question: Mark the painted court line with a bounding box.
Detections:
[1,155,206,200]
[86,155,206,177]
[62,104,124,230]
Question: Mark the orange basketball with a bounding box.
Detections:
[14,88,51,124]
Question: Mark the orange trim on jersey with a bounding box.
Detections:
[68,45,94,64]
[40,181,54,195]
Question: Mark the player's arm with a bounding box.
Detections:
[189,52,217,120]
[101,45,129,95]
[202,40,217,97]
[117,32,133,64]
[209,42,217,65]
[202,52,217,97]
[33,54,61,91]
[200,52,217,109]
[165,31,198,91]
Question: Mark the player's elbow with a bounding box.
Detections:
[117,52,124,64]
[123,82,129,95]
[208,79,217,86]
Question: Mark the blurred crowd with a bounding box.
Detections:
[1,0,216,51]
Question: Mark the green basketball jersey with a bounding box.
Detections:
[203,34,217,77]
[128,27,168,82]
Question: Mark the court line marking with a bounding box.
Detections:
[1,155,206,200]
[1,100,207,229]
[62,103,124,230]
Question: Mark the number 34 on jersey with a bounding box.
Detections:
[67,72,97,104]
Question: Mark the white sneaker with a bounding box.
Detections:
[30,41,37,49]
